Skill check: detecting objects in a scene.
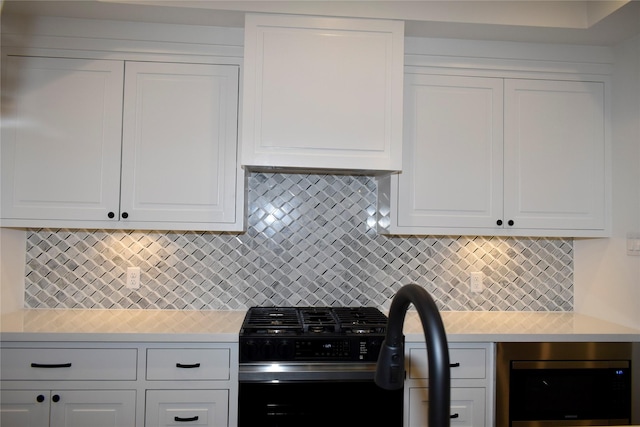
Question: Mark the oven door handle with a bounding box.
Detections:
[239,362,378,382]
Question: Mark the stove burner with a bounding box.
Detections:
[239,306,389,363]
[240,307,301,335]
[240,306,388,336]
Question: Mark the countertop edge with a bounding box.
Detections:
[0,331,240,343]
[2,310,640,344]
[407,332,640,343]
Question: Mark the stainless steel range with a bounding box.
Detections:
[238,306,403,426]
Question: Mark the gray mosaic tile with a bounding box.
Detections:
[24,173,573,311]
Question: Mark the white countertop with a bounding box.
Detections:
[404,311,640,342]
[0,309,246,342]
[1,309,638,343]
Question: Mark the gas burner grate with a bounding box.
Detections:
[299,307,339,333]
[240,306,388,336]
[241,307,301,334]
[332,307,388,334]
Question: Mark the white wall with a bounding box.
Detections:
[574,34,640,329]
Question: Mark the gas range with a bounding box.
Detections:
[237,306,403,426]
[239,306,388,363]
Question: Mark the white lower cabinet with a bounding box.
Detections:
[404,343,494,427]
[0,390,49,427]
[0,342,238,427]
[145,390,228,427]
[408,388,485,427]
[0,346,138,427]
[1,390,136,427]
[143,345,237,427]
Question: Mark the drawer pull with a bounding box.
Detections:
[31,363,72,368]
[450,413,460,419]
[450,362,460,368]
[52,395,60,403]
[174,416,199,422]
[176,363,201,369]
[36,395,45,403]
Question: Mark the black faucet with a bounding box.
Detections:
[375,284,451,427]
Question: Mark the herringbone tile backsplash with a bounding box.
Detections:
[24,173,573,311]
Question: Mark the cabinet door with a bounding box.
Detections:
[1,56,124,222]
[0,390,50,427]
[49,390,136,427]
[145,390,228,427]
[504,79,607,231]
[241,14,404,171]
[397,74,503,228]
[120,62,241,227]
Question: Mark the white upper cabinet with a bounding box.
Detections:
[1,56,124,222]
[241,13,404,172]
[120,61,241,227]
[379,73,609,237]
[503,79,606,232]
[1,57,244,231]
[394,74,504,229]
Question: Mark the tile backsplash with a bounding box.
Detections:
[24,173,573,311]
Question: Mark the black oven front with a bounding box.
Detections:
[497,342,633,427]
[238,362,403,427]
[238,306,403,427]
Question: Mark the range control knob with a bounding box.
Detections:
[262,340,275,359]
[276,340,293,359]
[241,340,260,361]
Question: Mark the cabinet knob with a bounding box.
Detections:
[52,394,60,403]
[496,219,503,226]
[36,394,45,403]
[508,220,514,226]
[108,212,115,219]
[121,212,129,219]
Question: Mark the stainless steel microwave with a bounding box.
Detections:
[497,342,634,427]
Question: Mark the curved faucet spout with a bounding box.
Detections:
[375,284,451,427]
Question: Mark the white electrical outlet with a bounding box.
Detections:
[470,272,484,293]
[126,267,141,289]
[627,232,640,256]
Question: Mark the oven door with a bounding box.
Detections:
[238,362,403,427]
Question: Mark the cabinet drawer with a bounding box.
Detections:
[409,348,486,379]
[146,389,229,427]
[146,349,230,380]
[0,348,137,380]
[408,387,486,427]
